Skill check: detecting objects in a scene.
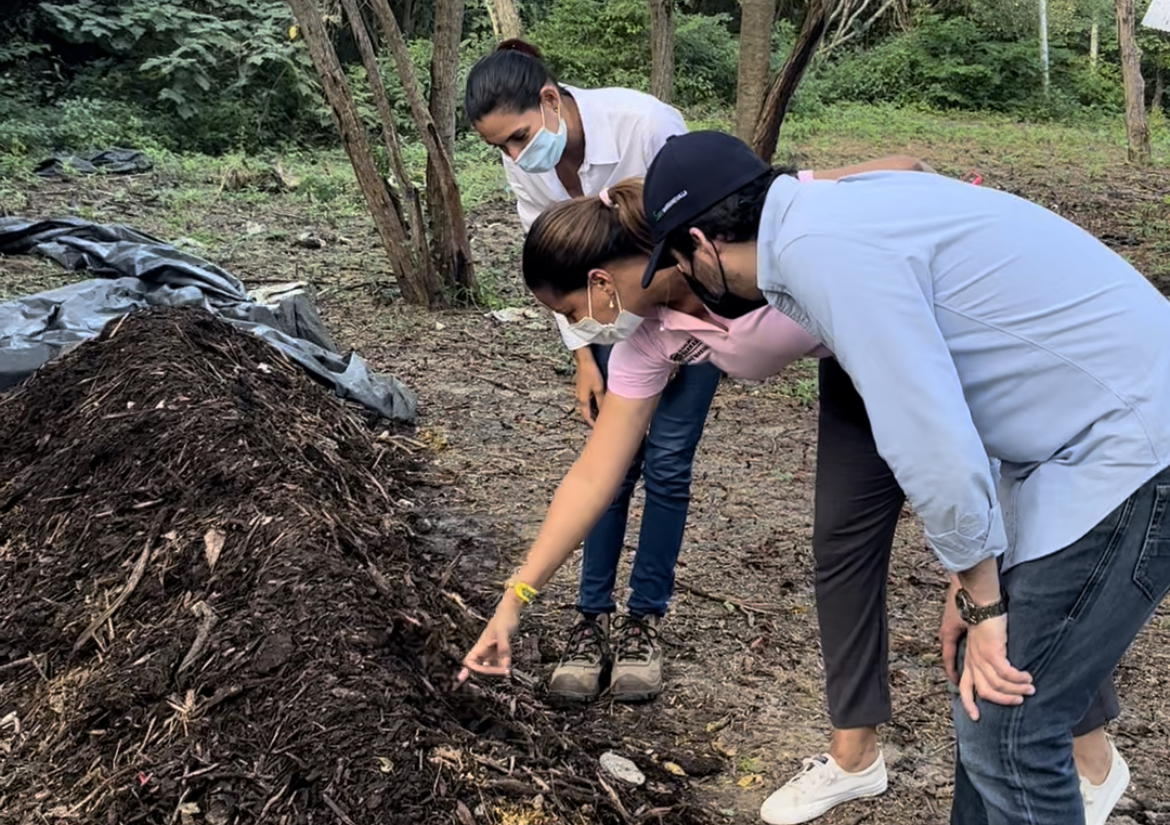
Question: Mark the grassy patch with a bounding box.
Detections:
[766,102,1170,172]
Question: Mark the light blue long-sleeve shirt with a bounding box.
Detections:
[757,171,1170,572]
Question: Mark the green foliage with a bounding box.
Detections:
[529,0,652,91]
[675,12,740,106]
[529,0,738,107]
[807,15,1123,116]
[41,0,312,116]
[10,0,321,152]
[0,0,1161,161]
[961,0,1082,40]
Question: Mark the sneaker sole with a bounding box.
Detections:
[761,775,888,825]
[547,689,599,704]
[611,688,661,703]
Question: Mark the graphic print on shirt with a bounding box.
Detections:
[669,336,711,364]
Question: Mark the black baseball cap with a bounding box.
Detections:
[641,131,770,288]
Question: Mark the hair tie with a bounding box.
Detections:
[598,188,614,209]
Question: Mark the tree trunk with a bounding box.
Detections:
[486,0,522,39]
[368,0,477,296]
[649,0,675,103]
[1090,20,1099,66]
[287,0,437,306]
[429,0,461,159]
[427,0,466,292]
[402,0,415,38]
[339,0,434,295]
[735,0,777,141]
[1116,0,1151,164]
[751,0,830,162]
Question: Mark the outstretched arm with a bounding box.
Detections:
[458,391,659,681]
[813,155,935,179]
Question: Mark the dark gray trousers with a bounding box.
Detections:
[813,358,1119,734]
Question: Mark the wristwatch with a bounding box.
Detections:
[955,588,1008,625]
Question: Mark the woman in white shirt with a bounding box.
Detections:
[463,40,723,704]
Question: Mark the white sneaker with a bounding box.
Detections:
[760,751,888,825]
[1081,741,1130,825]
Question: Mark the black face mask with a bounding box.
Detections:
[682,252,768,320]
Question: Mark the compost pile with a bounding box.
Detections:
[0,308,708,825]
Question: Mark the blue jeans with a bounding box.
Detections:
[952,465,1170,825]
[577,344,721,617]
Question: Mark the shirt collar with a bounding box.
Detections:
[566,87,620,169]
[759,176,802,250]
[656,305,752,335]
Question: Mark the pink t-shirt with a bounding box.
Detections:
[607,305,826,399]
[607,168,826,400]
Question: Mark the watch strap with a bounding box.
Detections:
[956,588,1008,625]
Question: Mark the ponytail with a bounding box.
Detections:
[464,39,561,123]
[523,178,654,297]
[496,39,541,58]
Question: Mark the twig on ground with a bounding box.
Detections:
[595,773,634,824]
[476,375,530,396]
[367,561,393,598]
[0,656,32,674]
[674,579,781,615]
[73,539,153,653]
[322,793,358,825]
[178,601,218,673]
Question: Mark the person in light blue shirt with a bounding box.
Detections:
[639,131,1170,825]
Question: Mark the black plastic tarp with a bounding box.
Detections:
[35,149,153,177]
[0,217,416,421]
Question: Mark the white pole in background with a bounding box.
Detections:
[1039,0,1051,94]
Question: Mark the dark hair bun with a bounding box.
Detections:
[497,39,542,58]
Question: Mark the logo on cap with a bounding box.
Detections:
[654,189,688,221]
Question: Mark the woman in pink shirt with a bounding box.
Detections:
[460,171,1124,825]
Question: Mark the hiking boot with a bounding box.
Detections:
[610,614,663,702]
[760,751,888,825]
[548,614,610,703]
[1081,740,1130,825]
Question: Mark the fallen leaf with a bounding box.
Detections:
[455,800,474,825]
[736,775,760,788]
[663,761,687,776]
[377,756,393,773]
[204,529,225,571]
[712,741,737,758]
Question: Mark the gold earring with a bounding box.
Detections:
[608,297,615,309]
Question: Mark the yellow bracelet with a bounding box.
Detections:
[506,580,538,604]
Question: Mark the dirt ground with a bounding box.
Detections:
[2,135,1169,824]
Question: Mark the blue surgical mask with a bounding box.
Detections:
[515,104,567,174]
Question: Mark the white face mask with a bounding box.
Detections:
[568,283,644,345]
